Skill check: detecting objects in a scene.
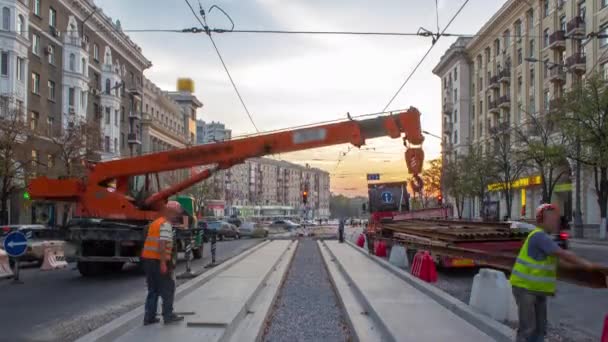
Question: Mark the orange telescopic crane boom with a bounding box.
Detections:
[27,108,425,221]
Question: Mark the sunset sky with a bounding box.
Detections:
[96,0,508,196]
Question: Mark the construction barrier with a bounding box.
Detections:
[410,251,437,283]
[0,249,13,279]
[40,242,68,271]
[388,245,409,269]
[469,268,517,323]
[356,233,366,248]
[601,314,608,342]
[374,240,387,258]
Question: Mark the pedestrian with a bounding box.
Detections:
[141,200,185,326]
[338,218,345,243]
[510,203,596,342]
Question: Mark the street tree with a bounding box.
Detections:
[419,158,442,208]
[491,125,528,220]
[513,106,568,203]
[442,156,471,218]
[463,144,497,219]
[0,99,33,224]
[554,74,608,238]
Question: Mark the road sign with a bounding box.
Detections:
[381,191,393,204]
[367,173,380,181]
[3,231,28,257]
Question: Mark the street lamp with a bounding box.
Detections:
[422,130,442,141]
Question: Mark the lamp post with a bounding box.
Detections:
[524,57,584,237]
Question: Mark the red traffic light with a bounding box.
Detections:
[302,191,308,204]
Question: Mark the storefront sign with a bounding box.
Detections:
[487,175,542,192]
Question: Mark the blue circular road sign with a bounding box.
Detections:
[3,231,28,257]
[381,191,393,204]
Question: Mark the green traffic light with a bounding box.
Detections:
[23,192,30,200]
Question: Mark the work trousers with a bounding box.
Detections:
[513,286,548,342]
[338,228,344,243]
[142,258,176,322]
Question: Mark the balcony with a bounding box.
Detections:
[565,53,586,73]
[566,16,585,38]
[548,31,566,50]
[443,122,453,134]
[129,111,141,120]
[498,68,511,83]
[548,67,566,83]
[127,132,141,145]
[498,121,510,131]
[488,100,500,114]
[489,75,500,89]
[498,95,511,108]
[442,102,453,114]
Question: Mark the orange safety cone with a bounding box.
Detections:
[356,233,366,248]
[40,242,68,271]
[375,241,387,258]
[0,249,13,279]
[601,314,608,342]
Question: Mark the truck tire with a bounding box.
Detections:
[77,261,105,277]
[192,247,203,259]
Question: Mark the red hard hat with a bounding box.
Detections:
[535,203,558,224]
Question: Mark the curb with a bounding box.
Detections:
[344,240,516,342]
[76,240,270,342]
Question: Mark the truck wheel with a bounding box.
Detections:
[192,247,203,259]
[77,261,105,277]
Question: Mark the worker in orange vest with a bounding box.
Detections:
[141,201,184,325]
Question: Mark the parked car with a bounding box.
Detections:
[227,216,243,228]
[509,221,569,249]
[0,225,65,266]
[238,222,269,238]
[269,219,300,231]
[205,220,240,240]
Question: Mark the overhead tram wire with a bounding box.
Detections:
[183,0,259,132]
[381,0,470,112]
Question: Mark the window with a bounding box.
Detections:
[529,39,535,57]
[31,150,38,177]
[2,7,9,30]
[93,44,99,61]
[603,0,608,8]
[454,67,458,81]
[104,136,110,152]
[30,111,39,131]
[527,10,534,32]
[80,90,85,108]
[544,88,550,111]
[454,89,458,102]
[69,53,75,71]
[81,58,86,75]
[17,15,23,36]
[47,44,55,64]
[105,79,110,94]
[114,110,118,127]
[121,106,125,122]
[33,0,40,16]
[601,24,608,47]
[578,1,586,21]
[31,72,40,94]
[543,28,549,47]
[601,62,608,79]
[454,109,458,123]
[114,138,118,153]
[121,133,125,148]
[560,16,566,31]
[494,39,501,56]
[32,33,40,55]
[47,117,53,137]
[0,52,7,76]
[530,95,536,114]
[543,0,549,17]
[530,68,535,89]
[105,107,110,124]
[504,30,511,49]
[543,59,549,78]
[48,80,55,100]
[517,48,522,65]
[49,7,56,27]
[454,130,458,144]
[47,154,54,168]
[68,87,74,106]
[515,20,522,41]
[16,57,23,80]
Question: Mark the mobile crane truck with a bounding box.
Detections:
[27,109,426,276]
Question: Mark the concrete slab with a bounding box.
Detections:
[107,240,292,342]
[318,241,386,342]
[324,240,494,342]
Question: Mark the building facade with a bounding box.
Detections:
[195,120,231,144]
[433,0,607,235]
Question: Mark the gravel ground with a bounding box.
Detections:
[264,238,352,342]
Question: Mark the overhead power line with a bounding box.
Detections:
[183,0,259,132]
[381,0,470,112]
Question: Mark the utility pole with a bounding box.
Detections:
[574,138,583,238]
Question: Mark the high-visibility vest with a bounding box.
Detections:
[509,228,558,294]
[141,217,173,260]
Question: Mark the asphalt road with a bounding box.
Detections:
[0,238,262,342]
[435,241,608,342]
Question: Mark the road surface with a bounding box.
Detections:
[0,238,261,342]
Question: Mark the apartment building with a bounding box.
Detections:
[195,120,231,144]
[433,0,606,231]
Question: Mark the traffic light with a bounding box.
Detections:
[23,191,30,200]
[302,191,308,204]
[437,194,443,206]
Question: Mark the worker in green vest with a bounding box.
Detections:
[510,203,596,342]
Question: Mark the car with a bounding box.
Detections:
[269,219,300,231]
[0,225,65,266]
[238,222,269,238]
[227,216,243,228]
[509,221,569,249]
[204,220,240,240]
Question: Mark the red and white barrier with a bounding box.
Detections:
[410,251,437,283]
[0,249,13,279]
[40,242,68,271]
[601,314,608,342]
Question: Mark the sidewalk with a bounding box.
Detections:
[570,238,608,247]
